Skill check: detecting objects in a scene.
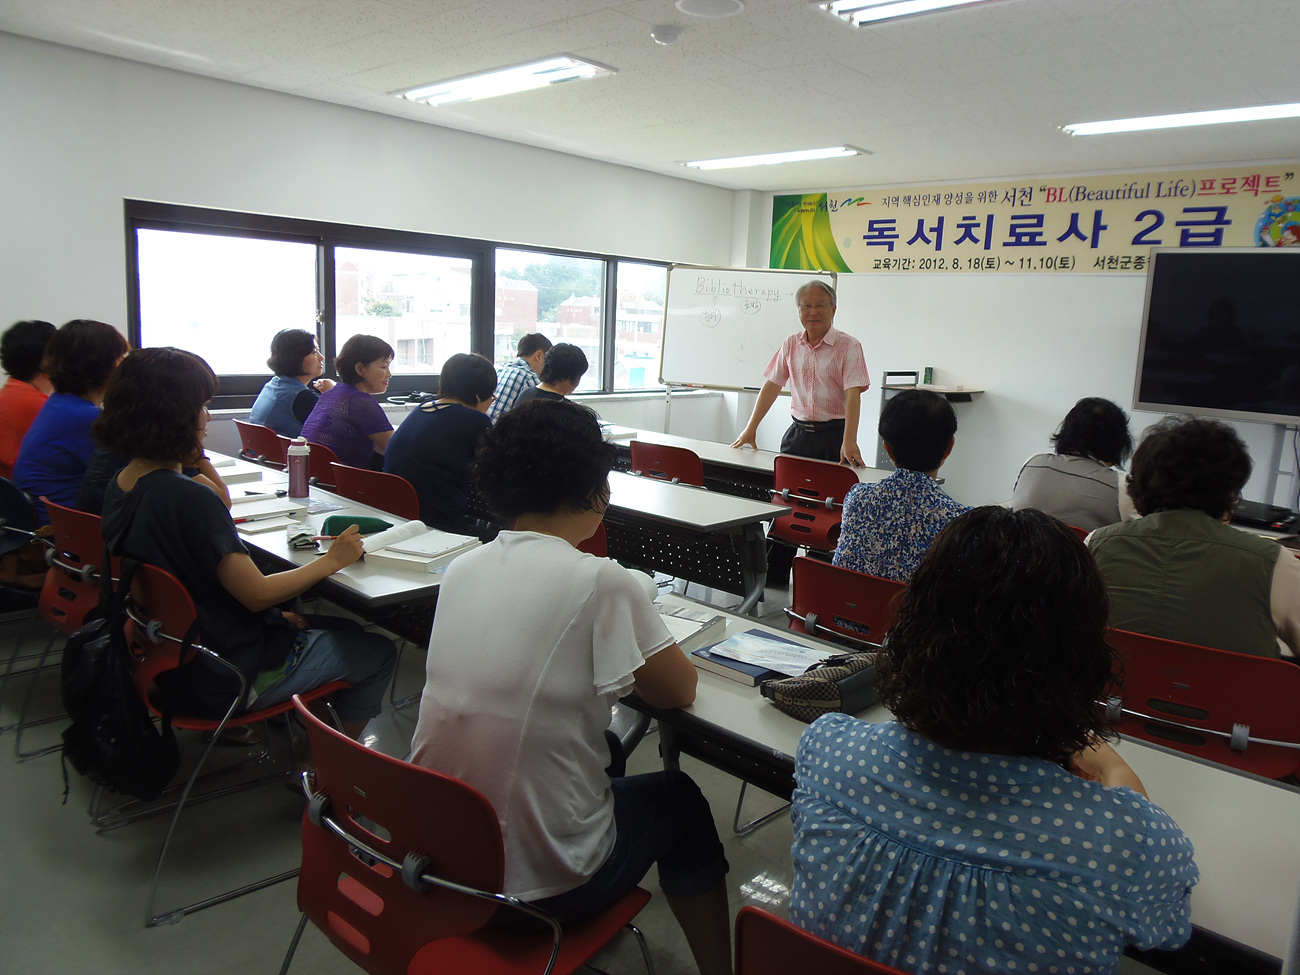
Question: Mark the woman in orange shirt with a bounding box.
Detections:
[0,320,55,479]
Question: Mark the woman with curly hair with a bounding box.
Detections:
[1088,415,1300,658]
[13,319,128,522]
[1011,396,1136,530]
[791,506,1198,973]
[96,348,395,734]
[409,398,732,975]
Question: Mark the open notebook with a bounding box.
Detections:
[354,520,481,574]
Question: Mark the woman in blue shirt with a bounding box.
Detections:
[13,319,128,522]
[792,506,1199,974]
[248,328,334,437]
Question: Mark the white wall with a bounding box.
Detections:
[0,32,737,329]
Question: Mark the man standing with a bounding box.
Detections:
[488,333,552,422]
[730,280,870,466]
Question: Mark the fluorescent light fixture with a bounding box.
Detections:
[684,146,867,170]
[398,56,615,108]
[814,0,1001,26]
[1063,102,1300,136]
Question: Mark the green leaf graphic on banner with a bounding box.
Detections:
[770,194,851,272]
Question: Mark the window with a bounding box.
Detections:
[335,247,473,376]
[135,229,316,376]
[613,261,668,391]
[126,201,667,404]
[495,248,605,393]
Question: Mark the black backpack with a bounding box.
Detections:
[60,554,180,802]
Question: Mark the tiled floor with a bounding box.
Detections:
[0,581,1162,974]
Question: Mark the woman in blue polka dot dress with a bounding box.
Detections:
[791,506,1198,974]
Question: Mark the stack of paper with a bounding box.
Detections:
[656,604,727,654]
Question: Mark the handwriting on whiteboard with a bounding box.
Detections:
[693,276,788,302]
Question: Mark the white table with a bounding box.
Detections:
[634,594,1300,969]
[605,471,787,614]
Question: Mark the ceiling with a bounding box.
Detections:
[3,0,1297,192]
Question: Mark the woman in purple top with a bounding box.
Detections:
[300,334,394,470]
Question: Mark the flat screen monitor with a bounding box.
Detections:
[1133,247,1300,425]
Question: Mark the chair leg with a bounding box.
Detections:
[14,632,67,761]
[145,716,298,925]
[279,913,309,975]
[0,627,55,735]
[732,781,791,837]
[627,921,656,975]
[386,639,421,711]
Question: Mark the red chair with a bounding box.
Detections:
[1105,627,1300,779]
[735,906,912,975]
[280,695,654,975]
[11,499,104,760]
[122,563,349,926]
[330,463,420,521]
[1066,524,1090,541]
[629,440,704,486]
[277,436,340,489]
[577,521,607,557]
[769,455,861,553]
[785,556,905,649]
[234,419,288,468]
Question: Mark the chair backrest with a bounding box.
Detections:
[124,562,204,705]
[629,440,704,487]
[277,436,340,488]
[770,455,861,552]
[291,696,507,975]
[577,521,607,557]
[1106,627,1300,778]
[786,556,904,648]
[40,498,105,636]
[329,464,420,521]
[1066,524,1090,541]
[735,906,911,975]
[234,419,287,467]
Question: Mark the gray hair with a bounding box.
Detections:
[796,280,836,306]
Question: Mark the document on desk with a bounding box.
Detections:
[705,628,829,677]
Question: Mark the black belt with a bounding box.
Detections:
[790,418,845,432]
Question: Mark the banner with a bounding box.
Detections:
[771,164,1299,273]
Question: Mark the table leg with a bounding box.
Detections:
[735,522,770,617]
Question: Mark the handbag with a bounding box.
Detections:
[60,553,180,802]
[759,652,879,723]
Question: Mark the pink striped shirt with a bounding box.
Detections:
[763,327,871,422]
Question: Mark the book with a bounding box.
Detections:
[698,628,830,680]
[357,520,480,574]
[656,605,727,654]
[690,645,776,686]
[230,497,301,523]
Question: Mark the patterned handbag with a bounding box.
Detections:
[759,652,879,723]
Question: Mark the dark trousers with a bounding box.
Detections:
[769,418,846,583]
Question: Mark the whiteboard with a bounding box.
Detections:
[659,265,836,390]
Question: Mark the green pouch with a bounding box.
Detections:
[320,515,392,536]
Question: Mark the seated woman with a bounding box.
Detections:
[248,328,335,437]
[1011,396,1136,530]
[409,399,731,975]
[13,319,128,523]
[0,319,55,479]
[792,506,1198,973]
[512,342,588,406]
[96,347,396,735]
[1089,415,1300,659]
[300,334,393,470]
[384,352,496,536]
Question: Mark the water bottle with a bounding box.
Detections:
[287,437,311,499]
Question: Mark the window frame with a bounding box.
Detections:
[124,200,667,407]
